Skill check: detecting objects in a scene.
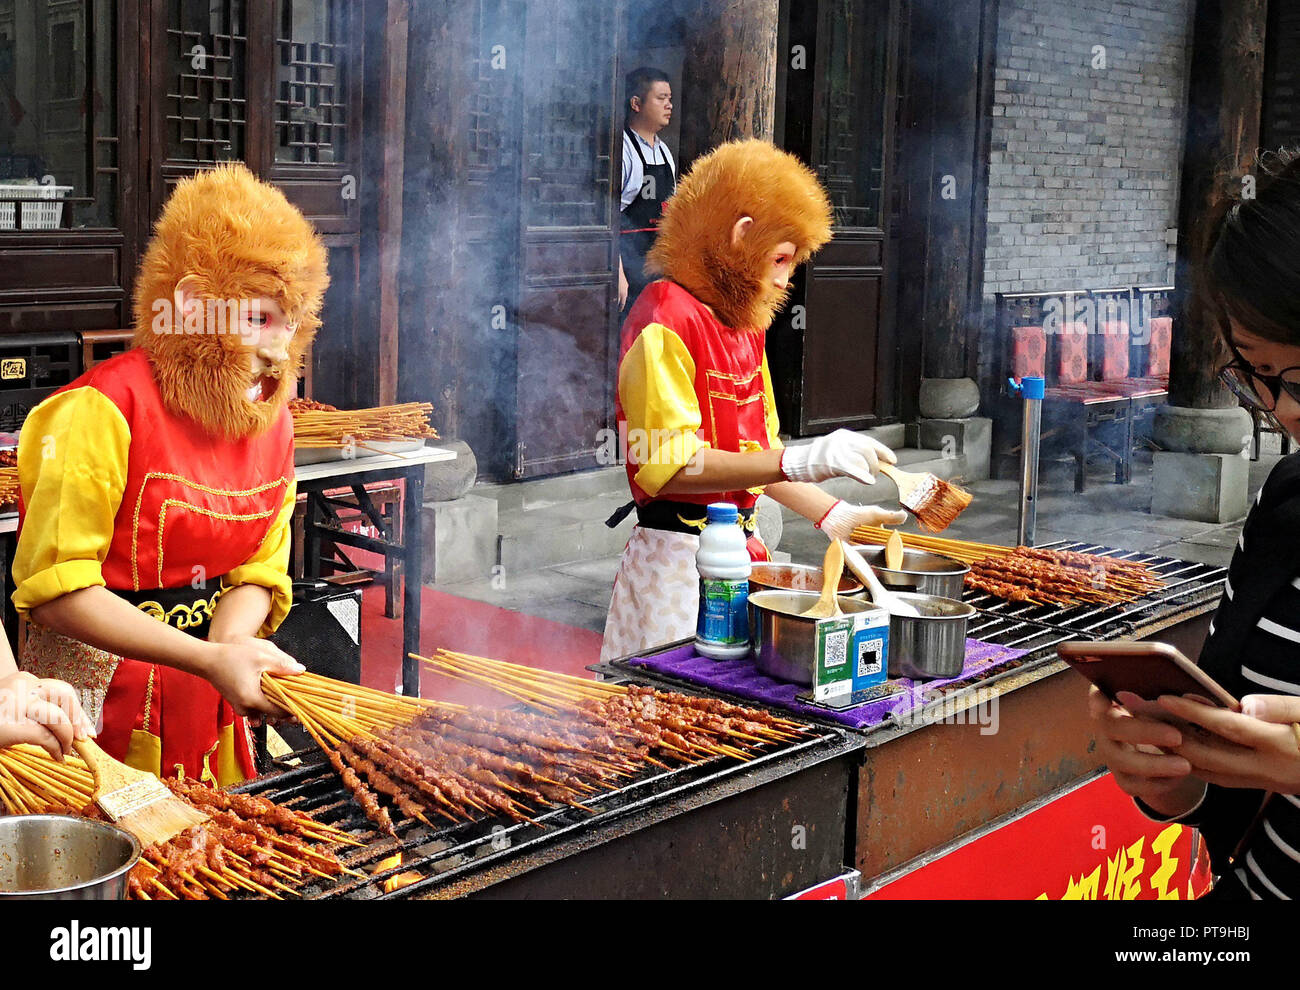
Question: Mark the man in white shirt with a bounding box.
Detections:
[619,67,676,312]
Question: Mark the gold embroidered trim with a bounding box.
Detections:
[136,583,228,632]
[130,472,288,591]
[142,668,154,734]
[675,513,756,534]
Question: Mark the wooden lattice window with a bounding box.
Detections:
[164,0,247,163]
[274,0,347,164]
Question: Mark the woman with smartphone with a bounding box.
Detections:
[1090,149,1300,900]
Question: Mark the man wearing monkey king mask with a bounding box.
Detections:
[11,163,326,784]
[601,140,907,663]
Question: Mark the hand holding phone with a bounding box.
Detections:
[1065,641,1226,819]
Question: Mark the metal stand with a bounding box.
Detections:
[1008,376,1044,547]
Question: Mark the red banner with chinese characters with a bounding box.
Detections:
[867,774,1214,900]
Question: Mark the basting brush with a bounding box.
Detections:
[878,464,973,533]
[73,738,210,846]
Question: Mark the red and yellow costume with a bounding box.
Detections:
[11,163,326,785]
[617,279,783,533]
[601,140,833,664]
[13,350,295,785]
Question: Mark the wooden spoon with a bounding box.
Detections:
[884,529,905,571]
[802,540,846,618]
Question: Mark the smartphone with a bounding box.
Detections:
[1057,640,1240,715]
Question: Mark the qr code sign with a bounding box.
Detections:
[857,637,884,677]
[822,629,848,669]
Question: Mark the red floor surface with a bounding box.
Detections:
[358,583,604,708]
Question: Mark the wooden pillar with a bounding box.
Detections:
[895,0,998,416]
[676,0,780,165]
[377,0,409,407]
[1168,0,1267,411]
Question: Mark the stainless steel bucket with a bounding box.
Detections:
[882,591,976,680]
[748,590,876,686]
[847,544,969,600]
[0,815,141,900]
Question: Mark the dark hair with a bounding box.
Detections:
[1205,147,1300,346]
[625,67,670,117]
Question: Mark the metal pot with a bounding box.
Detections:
[748,589,876,686]
[881,591,976,680]
[847,544,969,600]
[0,815,141,900]
[749,562,864,597]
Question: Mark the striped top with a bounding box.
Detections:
[1166,455,1300,899]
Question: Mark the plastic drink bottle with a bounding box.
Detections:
[695,502,752,659]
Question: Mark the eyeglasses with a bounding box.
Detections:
[1217,358,1300,412]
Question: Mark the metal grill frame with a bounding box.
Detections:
[232,706,854,899]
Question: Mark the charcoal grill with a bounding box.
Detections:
[596,540,1228,887]
[961,539,1226,640]
[232,699,862,899]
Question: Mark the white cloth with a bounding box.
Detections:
[620,130,676,209]
[600,527,700,663]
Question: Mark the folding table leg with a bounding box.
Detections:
[400,469,424,697]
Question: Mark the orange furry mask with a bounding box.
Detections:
[646,139,833,330]
[132,162,329,440]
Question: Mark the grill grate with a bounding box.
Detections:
[961,540,1226,639]
[232,715,842,899]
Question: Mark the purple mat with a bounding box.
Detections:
[628,638,1029,730]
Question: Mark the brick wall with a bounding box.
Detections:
[982,0,1192,298]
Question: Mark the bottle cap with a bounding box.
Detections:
[705,502,739,524]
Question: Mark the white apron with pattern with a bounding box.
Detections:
[600,527,703,664]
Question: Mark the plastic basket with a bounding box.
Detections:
[0,184,72,231]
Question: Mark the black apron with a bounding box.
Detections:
[619,127,675,311]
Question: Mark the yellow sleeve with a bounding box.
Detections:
[618,322,709,497]
[761,352,784,451]
[12,387,131,614]
[224,479,296,637]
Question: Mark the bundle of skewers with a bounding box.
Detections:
[289,399,439,449]
[851,525,1165,606]
[0,465,17,506]
[0,744,361,900]
[259,657,812,837]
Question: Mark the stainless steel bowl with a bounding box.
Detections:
[847,544,969,600]
[880,591,976,680]
[749,562,864,597]
[0,815,141,900]
[748,589,877,686]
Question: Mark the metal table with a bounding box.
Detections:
[294,446,456,694]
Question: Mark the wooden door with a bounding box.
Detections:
[771,0,900,436]
[141,0,367,405]
[512,0,621,478]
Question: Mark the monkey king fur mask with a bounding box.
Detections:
[646,139,833,330]
[132,162,329,439]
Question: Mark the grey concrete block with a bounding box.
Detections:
[918,417,993,481]
[421,493,497,585]
[1151,451,1249,524]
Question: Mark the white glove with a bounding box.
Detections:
[816,501,908,542]
[781,429,898,486]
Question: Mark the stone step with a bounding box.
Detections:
[496,492,636,573]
